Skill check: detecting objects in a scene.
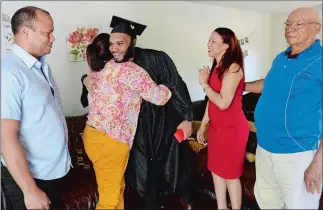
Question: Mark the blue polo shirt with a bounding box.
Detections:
[255,39,322,154]
[1,44,71,180]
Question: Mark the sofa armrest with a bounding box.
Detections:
[65,114,93,170]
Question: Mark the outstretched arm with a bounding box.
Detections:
[128,62,172,106]
[245,79,264,94]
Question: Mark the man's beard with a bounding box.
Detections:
[114,41,135,63]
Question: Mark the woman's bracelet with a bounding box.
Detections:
[203,85,209,92]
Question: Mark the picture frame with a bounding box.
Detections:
[240,39,244,45]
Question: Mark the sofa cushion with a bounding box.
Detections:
[188,140,205,153]
[191,121,209,140]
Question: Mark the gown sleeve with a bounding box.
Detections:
[154,51,193,121]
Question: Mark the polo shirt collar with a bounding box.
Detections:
[284,39,321,59]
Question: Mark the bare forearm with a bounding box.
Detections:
[1,137,37,194]
[245,79,264,93]
[202,84,226,110]
[201,102,210,126]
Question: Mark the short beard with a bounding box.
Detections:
[114,40,135,63]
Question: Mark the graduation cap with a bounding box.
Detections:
[110,15,147,38]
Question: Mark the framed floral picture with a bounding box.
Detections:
[66,25,100,62]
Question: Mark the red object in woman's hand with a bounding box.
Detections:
[174,129,185,143]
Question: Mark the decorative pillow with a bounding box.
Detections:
[246,152,256,163]
[187,121,209,153]
[191,120,209,140]
[248,121,257,133]
[246,121,257,163]
[188,140,205,153]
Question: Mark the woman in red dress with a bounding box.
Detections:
[197,27,249,209]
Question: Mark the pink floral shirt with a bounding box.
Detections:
[87,60,171,149]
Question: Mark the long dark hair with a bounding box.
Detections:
[86,33,113,72]
[210,27,244,80]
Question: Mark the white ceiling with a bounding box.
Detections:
[188,1,322,14]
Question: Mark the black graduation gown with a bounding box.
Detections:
[80,74,88,108]
[80,47,194,198]
[127,47,194,198]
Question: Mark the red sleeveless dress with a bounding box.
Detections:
[207,67,249,179]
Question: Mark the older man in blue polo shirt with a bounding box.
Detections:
[1,6,71,210]
[246,7,322,209]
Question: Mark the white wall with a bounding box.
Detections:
[270,12,289,61]
[1,1,271,116]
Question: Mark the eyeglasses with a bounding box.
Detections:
[283,21,321,30]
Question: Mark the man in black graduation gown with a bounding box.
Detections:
[81,16,195,209]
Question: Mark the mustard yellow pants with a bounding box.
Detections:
[83,125,129,209]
